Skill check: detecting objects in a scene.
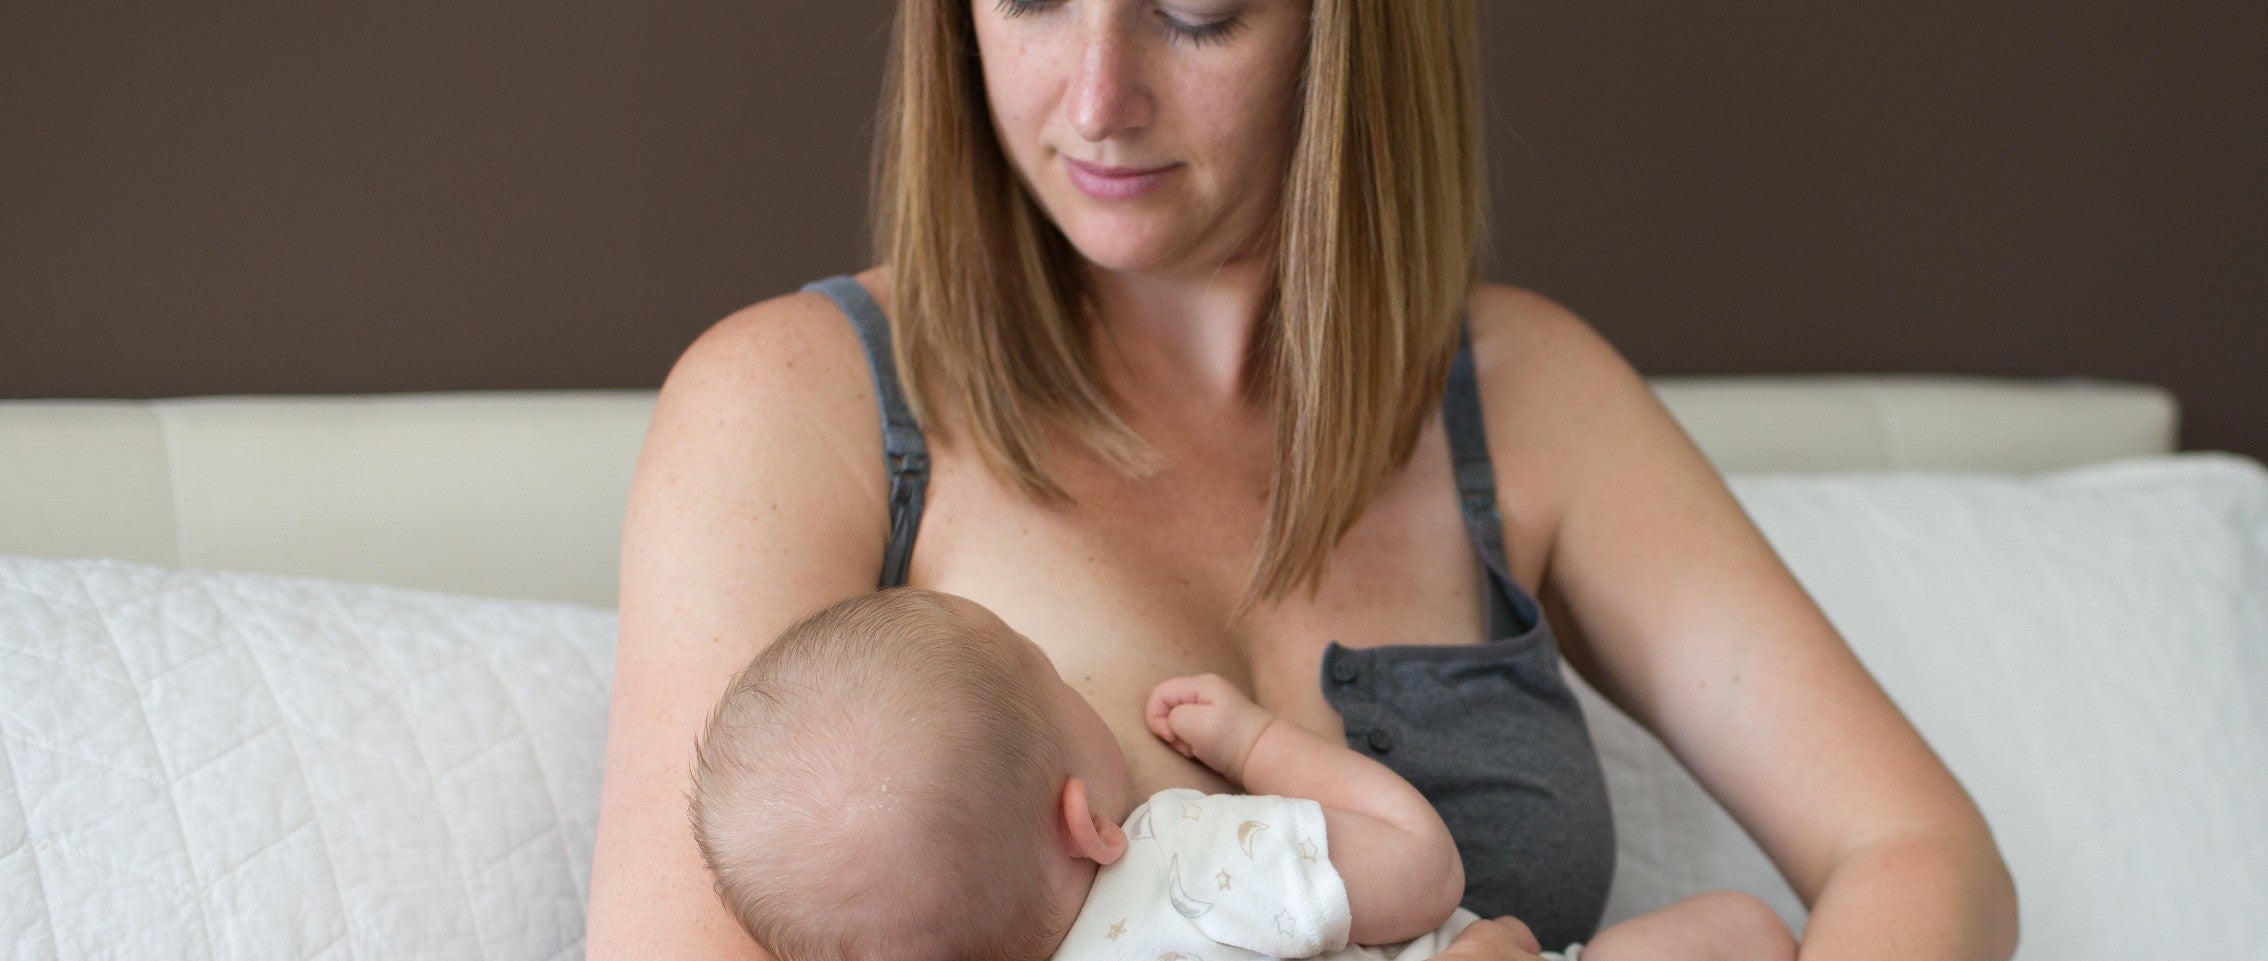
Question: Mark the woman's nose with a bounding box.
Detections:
[1069,14,1154,144]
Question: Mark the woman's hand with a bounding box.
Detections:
[1437,916,1547,961]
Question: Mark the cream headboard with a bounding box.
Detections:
[0,376,2176,605]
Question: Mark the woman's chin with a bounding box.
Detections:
[1060,220,1192,278]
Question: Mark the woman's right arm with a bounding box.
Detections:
[585,288,893,960]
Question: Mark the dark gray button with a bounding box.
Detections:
[1330,658,1361,684]
[1366,728,1394,753]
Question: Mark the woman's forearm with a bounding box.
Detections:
[1791,830,2019,961]
[1578,831,2016,961]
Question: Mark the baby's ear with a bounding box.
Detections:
[1059,777,1128,866]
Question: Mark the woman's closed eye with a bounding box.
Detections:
[991,0,1250,49]
[1152,3,1248,48]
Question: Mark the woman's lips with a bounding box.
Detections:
[1063,156,1179,201]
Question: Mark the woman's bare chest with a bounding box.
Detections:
[902,420,1554,796]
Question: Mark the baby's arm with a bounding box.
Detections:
[1146,674,1464,945]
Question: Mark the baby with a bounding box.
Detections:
[690,588,1795,961]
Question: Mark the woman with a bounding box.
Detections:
[586,0,2020,958]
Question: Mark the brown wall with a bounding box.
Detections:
[4,2,2261,461]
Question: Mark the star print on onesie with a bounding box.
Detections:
[1049,789,1584,961]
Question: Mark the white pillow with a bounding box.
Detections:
[1582,452,2268,960]
[0,556,616,960]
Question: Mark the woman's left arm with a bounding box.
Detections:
[1469,287,2020,961]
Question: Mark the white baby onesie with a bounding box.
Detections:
[1051,788,1583,961]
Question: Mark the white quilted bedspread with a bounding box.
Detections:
[0,560,616,960]
[3,452,2265,960]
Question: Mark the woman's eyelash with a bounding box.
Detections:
[1165,14,1245,47]
[991,0,1248,49]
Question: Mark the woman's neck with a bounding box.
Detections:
[1081,254,1275,407]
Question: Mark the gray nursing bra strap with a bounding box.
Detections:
[801,275,930,589]
[1439,322,1535,639]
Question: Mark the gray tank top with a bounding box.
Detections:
[803,275,1616,951]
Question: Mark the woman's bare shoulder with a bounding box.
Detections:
[1462,280,1636,403]
[626,267,897,617]
[1461,280,1633,415]
[650,269,897,488]
[1458,281,1657,530]
[669,268,886,416]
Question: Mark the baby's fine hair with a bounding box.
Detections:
[689,588,1073,961]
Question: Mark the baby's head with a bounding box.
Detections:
[690,588,1133,961]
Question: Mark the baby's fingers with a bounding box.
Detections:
[1144,688,1203,756]
[1148,675,1216,711]
[1143,682,1187,731]
[1146,678,1202,729]
[1143,693,1179,745]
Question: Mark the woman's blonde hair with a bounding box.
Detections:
[873,0,1487,615]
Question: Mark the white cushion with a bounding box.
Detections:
[1583,452,2268,958]
[2,453,2261,961]
[0,557,615,960]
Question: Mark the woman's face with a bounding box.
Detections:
[971,0,1312,279]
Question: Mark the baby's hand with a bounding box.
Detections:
[1145,674,1276,784]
